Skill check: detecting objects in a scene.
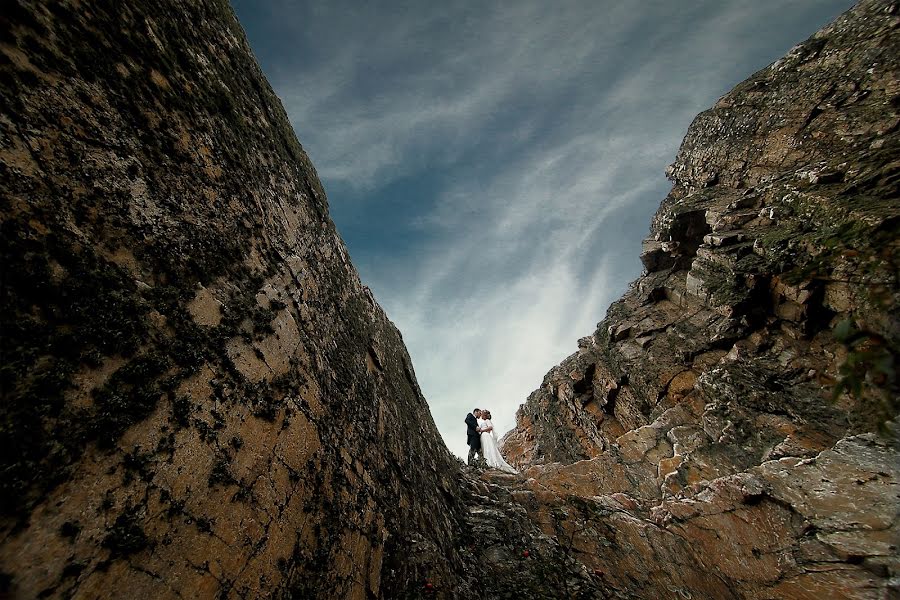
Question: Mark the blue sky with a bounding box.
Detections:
[230,0,854,458]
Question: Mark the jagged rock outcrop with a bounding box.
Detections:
[464,431,896,599]
[497,1,899,597]
[0,2,468,598]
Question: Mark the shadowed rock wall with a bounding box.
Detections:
[0,1,467,598]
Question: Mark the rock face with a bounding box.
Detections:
[0,1,467,598]
[1,0,898,599]
[496,0,899,597]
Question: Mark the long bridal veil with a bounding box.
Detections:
[481,419,517,474]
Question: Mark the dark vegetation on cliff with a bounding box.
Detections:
[0,0,898,599]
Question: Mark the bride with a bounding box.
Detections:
[477,410,517,474]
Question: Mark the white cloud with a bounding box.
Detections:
[381,254,617,458]
[365,133,664,458]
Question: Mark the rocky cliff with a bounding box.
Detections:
[1,1,898,599]
[0,1,467,598]
[496,0,899,597]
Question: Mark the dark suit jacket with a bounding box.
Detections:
[465,413,481,449]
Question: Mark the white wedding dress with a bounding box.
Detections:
[478,418,517,474]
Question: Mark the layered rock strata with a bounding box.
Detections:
[0,1,467,598]
[497,1,899,597]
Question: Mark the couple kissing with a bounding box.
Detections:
[464,408,517,474]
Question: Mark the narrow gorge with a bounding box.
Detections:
[1,1,897,599]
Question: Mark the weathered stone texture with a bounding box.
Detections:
[468,431,897,599]
[498,0,899,597]
[0,1,467,598]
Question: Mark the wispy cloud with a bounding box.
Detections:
[234,0,855,457]
[262,0,647,191]
[369,130,667,456]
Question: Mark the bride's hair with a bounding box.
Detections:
[483,410,491,419]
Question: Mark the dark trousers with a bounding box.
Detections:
[467,440,482,465]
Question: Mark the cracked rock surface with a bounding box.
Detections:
[498,1,899,597]
[1,1,468,598]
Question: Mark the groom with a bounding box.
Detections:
[465,408,483,466]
